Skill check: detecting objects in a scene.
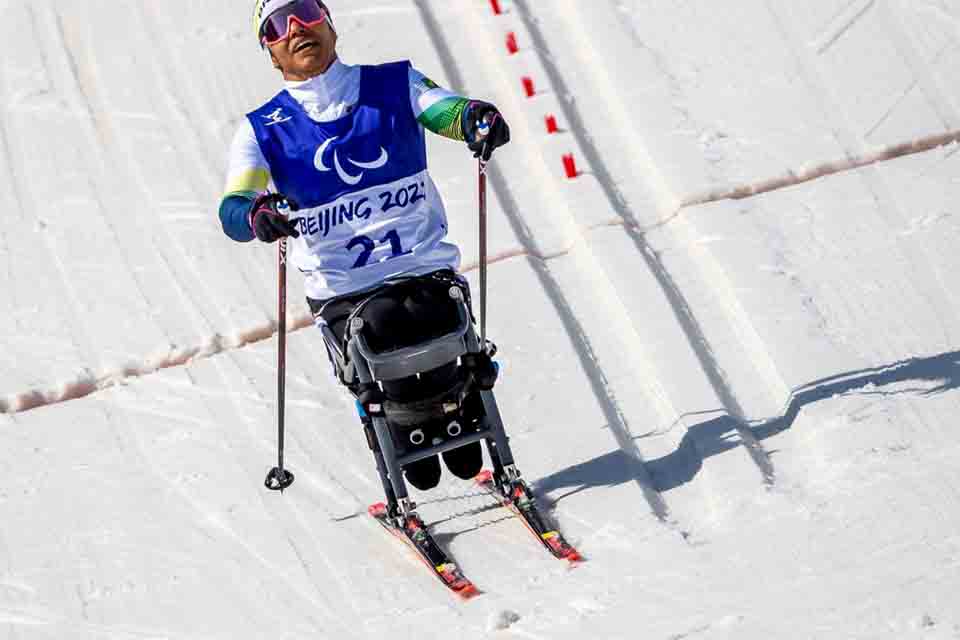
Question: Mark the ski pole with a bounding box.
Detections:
[477,112,496,350]
[478,156,488,348]
[265,235,295,492]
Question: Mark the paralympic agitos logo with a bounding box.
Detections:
[314,137,389,186]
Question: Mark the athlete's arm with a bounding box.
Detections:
[409,67,470,141]
[409,67,510,159]
[219,122,273,242]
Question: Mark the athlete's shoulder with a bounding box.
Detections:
[359,61,414,110]
[247,90,294,123]
[364,59,412,71]
[360,59,412,83]
[223,119,270,197]
[407,65,452,102]
[229,118,258,148]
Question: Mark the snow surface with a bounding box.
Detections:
[2,0,960,638]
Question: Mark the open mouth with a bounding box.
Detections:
[293,39,318,53]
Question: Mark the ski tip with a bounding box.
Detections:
[542,531,584,563]
[456,582,481,599]
[565,549,585,563]
[368,502,388,518]
[437,563,480,599]
[475,469,494,486]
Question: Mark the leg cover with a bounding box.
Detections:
[404,455,442,491]
[442,441,484,480]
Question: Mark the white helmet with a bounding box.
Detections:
[253,0,286,42]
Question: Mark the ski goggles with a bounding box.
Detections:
[259,0,330,48]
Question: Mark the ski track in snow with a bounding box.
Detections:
[412,0,675,526]
[4,0,960,638]
[512,0,777,486]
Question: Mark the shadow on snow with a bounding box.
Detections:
[536,350,960,497]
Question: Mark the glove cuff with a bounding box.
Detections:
[248,192,270,231]
[463,100,493,144]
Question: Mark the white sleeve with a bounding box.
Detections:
[222,119,272,197]
[408,66,465,121]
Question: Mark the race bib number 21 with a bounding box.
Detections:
[346,229,411,269]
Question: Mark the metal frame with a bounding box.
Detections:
[339,291,518,519]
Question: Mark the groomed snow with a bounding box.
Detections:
[2,1,960,638]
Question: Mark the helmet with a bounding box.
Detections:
[253,0,292,43]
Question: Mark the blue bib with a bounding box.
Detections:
[247,61,460,301]
[248,61,427,206]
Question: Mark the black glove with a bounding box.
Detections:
[464,101,510,161]
[248,193,300,243]
[463,352,498,391]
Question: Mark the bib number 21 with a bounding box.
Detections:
[346,229,411,269]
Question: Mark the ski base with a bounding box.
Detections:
[476,469,583,563]
[368,503,479,600]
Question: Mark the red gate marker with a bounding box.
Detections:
[490,0,502,15]
[506,32,519,55]
[562,154,579,179]
[545,114,558,134]
[522,76,535,98]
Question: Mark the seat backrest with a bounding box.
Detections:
[352,299,471,382]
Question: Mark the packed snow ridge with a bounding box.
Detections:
[0,316,315,414]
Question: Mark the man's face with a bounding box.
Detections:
[267,14,338,81]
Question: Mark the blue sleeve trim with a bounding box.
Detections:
[219,195,256,242]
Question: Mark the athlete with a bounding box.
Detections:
[219,0,510,491]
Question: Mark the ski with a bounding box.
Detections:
[368,503,480,599]
[475,470,583,563]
